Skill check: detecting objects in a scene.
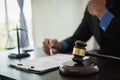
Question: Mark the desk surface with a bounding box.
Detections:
[0,48,120,80]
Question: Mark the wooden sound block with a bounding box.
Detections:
[59,57,99,76]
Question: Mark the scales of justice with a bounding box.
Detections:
[59,40,99,76]
[8,26,30,58]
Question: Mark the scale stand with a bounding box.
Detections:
[8,26,30,59]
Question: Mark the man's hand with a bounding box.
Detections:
[42,38,63,55]
[87,0,107,20]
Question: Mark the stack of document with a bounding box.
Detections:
[9,54,73,74]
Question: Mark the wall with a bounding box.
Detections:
[31,0,95,50]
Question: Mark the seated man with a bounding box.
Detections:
[43,0,120,57]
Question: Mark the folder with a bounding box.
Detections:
[9,54,74,74]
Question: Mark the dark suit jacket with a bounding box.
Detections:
[64,0,120,56]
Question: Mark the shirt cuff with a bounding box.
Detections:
[60,41,69,52]
[99,11,114,31]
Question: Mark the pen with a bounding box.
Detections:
[49,39,53,56]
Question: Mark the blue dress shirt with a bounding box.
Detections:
[99,3,115,31]
[99,11,114,31]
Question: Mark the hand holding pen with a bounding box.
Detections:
[42,38,63,55]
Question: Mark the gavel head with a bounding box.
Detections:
[72,40,87,63]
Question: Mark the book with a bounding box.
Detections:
[9,54,74,74]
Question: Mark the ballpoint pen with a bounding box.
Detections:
[49,39,53,56]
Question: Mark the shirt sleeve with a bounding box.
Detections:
[60,41,69,52]
[99,11,115,31]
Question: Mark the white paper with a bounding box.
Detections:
[10,54,89,73]
[10,54,73,72]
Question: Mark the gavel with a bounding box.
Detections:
[59,40,99,76]
[72,40,87,63]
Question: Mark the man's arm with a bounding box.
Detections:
[62,10,92,52]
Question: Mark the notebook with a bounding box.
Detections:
[9,54,74,74]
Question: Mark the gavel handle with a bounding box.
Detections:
[86,51,120,60]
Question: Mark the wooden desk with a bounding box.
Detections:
[0,48,120,80]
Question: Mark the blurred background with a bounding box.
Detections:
[0,0,99,51]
